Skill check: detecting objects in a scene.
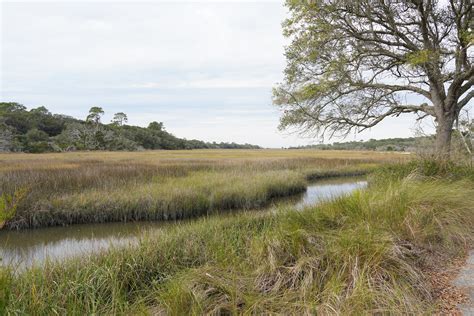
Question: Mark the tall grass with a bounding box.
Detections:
[371,157,474,184]
[17,170,306,228]
[0,150,394,229]
[4,163,473,314]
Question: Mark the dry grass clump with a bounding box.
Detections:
[4,165,473,314]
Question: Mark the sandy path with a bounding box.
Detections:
[454,250,474,315]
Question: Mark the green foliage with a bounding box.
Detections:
[111,112,128,126]
[273,1,471,156]
[290,136,435,152]
[86,106,104,124]
[0,103,260,152]
[459,28,474,45]
[0,188,26,228]
[25,128,49,143]
[147,121,163,131]
[0,123,15,152]
[405,50,432,67]
[0,269,12,315]
[0,102,26,113]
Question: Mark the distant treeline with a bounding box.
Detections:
[289,137,435,152]
[0,103,260,153]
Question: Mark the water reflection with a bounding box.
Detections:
[295,178,367,209]
[0,222,165,268]
[0,177,367,268]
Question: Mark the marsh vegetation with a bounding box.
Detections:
[0,154,472,314]
[0,177,367,268]
[1,0,472,313]
[1,150,473,314]
[0,150,392,229]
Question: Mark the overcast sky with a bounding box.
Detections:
[1,1,435,148]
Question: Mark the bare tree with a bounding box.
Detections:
[273,0,473,157]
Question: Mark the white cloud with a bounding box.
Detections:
[2,2,286,72]
[131,77,276,89]
[1,1,432,148]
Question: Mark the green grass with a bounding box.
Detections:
[371,158,474,183]
[4,162,473,314]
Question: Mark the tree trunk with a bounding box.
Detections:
[435,113,455,158]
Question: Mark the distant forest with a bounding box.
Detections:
[289,137,436,152]
[0,103,260,153]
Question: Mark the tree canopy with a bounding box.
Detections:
[0,103,260,153]
[112,112,128,126]
[274,0,473,156]
[86,107,104,124]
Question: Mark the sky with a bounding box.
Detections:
[0,0,436,148]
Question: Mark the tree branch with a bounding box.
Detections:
[458,90,474,110]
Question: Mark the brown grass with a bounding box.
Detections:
[0,149,408,229]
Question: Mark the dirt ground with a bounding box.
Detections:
[426,249,470,315]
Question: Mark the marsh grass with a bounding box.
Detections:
[0,150,396,229]
[371,157,474,185]
[5,163,474,314]
[22,170,306,228]
[158,178,473,314]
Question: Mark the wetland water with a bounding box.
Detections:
[0,177,367,268]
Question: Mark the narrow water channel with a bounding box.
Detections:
[0,177,367,268]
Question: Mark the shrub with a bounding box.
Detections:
[0,189,26,229]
